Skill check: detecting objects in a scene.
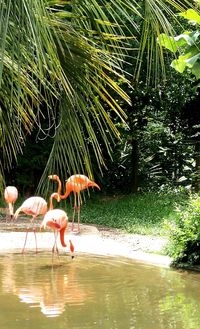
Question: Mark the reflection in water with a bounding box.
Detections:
[0,253,200,328]
[1,254,91,318]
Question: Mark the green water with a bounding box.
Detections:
[0,253,200,329]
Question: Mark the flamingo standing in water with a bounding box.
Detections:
[48,174,100,232]
[14,193,59,253]
[4,186,18,221]
[40,208,74,259]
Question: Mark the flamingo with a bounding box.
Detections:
[4,186,18,221]
[48,174,100,232]
[14,193,59,253]
[40,208,74,259]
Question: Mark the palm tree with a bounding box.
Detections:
[0,0,195,193]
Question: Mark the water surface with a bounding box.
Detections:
[0,252,200,329]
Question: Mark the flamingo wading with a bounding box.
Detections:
[40,208,74,259]
[14,193,60,253]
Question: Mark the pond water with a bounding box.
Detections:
[0,252,200,329]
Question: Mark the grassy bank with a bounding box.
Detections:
[62,191,188,236]
[0,190,189,236]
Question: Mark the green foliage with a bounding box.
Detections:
[1,0,133,192]
[165,194,200,265]
[65,190,188,236]
[158,8,200,79]
[100,76,197,194]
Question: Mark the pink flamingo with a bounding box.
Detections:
[4,186,18,221]
[14,193,59,253]
[48,174,100,232]
[40,208,74,259]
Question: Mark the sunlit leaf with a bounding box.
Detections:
[185,53,200,67]
[174,32,200,46]
[157,34,178,53]
[179,9,200,25]
[171,58,186,73]
[191,61,200,79]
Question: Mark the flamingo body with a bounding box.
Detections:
[63,175,100,232]
[41,209,74,257]
[14,196,48,253]
[64,174,100,195]
[48,174,100,232]
[13,193,60,253]
[4,186,18,219]
[41,208,68,247]
[14,196,47,221]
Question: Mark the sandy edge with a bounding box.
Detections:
[0,220,171,268]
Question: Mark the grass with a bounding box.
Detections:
[62,190,188,236]
[0,190,189,236]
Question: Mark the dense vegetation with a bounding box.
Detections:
[0,1,200,267]
[165,194,200,267]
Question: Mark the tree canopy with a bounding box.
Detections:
[0,0,198,194]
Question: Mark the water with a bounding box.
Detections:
[0,252,200,329]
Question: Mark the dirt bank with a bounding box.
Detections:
[0,216,171,267]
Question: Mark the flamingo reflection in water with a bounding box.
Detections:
[1,255,91,318]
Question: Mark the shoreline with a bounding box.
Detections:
[0,219,171,267]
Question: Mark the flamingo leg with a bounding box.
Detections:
[77,194,81,233]
[52,231,59,254]
[31,216,38,253]
[5,203,12,223]
[71,193,77,231]
[22,229,29,254]
[5,213,9,224]
[52,231,59,265]
[33,228,38,253]
[10,202,14,221]
[22,216,37,254]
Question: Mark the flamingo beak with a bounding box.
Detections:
[88,182,100,190]
[69,239,75,259]
[94,182,100,190]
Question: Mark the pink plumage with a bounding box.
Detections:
[14,196,47,221]
[41,209,74,258]
[4,186,18,218]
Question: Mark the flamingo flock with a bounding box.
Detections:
[2,174,100,257]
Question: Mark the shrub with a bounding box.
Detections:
[165,194,200,266]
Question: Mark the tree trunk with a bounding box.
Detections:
[130,138,139,193]
[194,142,200,192]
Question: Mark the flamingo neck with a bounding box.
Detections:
[60,225,67,247]
[56,177,62,195]
[60,182,71,200]
[49,193,59,210]
[8,203,14,216]
[49,196,55,210]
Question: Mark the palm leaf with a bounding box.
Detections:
[0,0,197,194]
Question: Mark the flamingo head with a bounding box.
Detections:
[40,217,61,230]
[48,174,59,181]
[88,181,101,190]
[51,192,61,203]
